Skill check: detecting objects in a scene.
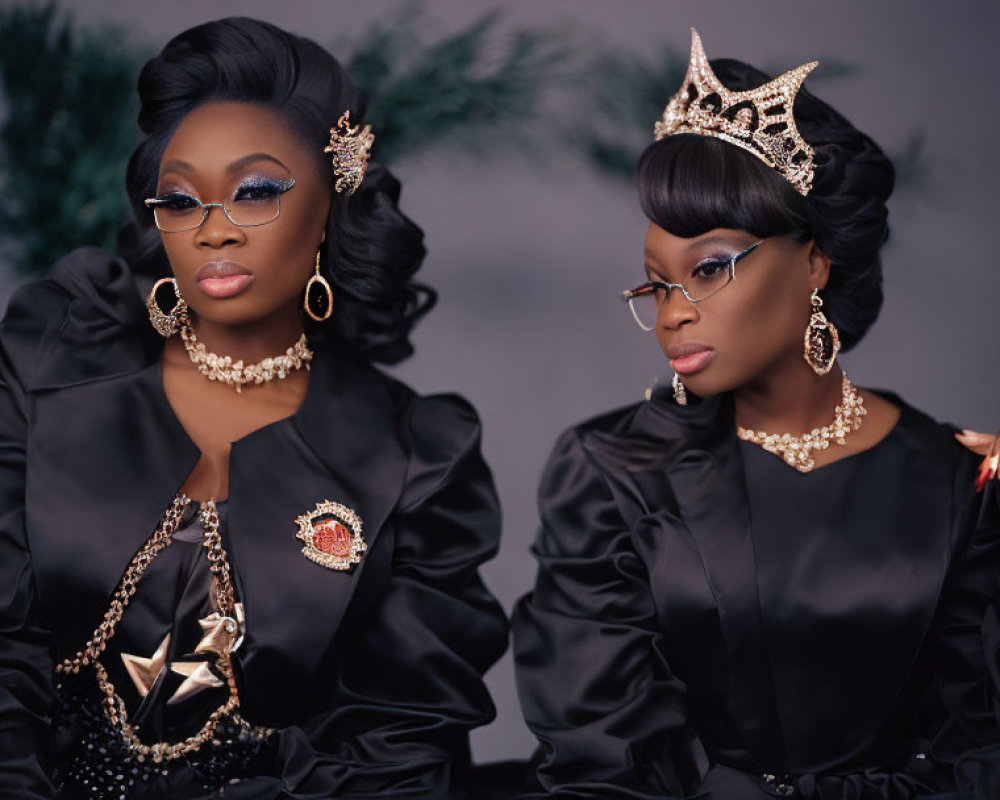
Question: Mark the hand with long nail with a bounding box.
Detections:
[955,429,1000,491]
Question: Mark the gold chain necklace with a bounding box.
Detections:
[56,496,271,764]
[180,324,313,393]
[736,372,866,473]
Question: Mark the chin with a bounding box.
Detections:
[188,301,270,328]
[676,369,736,399]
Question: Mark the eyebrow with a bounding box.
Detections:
[685,235,749,253]
[643,235,750,261]
[158,153,291,178]
[226,153,290,174]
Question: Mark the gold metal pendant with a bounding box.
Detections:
[121,634,171,698]
[295,500,365,571]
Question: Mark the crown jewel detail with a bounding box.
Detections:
[324,110,374,196]
[654,29,818,196]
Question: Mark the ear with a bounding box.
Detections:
[807,240,832,290]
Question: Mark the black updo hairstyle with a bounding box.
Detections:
[637,59,895,351]
[122,17,431,364]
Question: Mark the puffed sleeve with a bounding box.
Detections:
[0,293,58,797]
[922,475,1000,800]
[272,394,509,799]
[514,428,775,799]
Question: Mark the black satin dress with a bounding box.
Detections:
[514,389,1000,799]
[0,248,510,799]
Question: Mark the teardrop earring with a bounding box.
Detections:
[803,288,840,375]
[304,250,334,322]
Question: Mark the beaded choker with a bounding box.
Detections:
[736,373,866,472]
[180,324,313,393]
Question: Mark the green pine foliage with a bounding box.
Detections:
[345,8,566,163]
[567,48,688,180]
[0,2,144,274]
[889,133,927,192]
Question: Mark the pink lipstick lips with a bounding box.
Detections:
[196,261,254,299]
[666,342,715,375]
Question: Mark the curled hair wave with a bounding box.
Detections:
[120,17,431,364]
[637,58,895,351]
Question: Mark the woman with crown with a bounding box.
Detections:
[514,29,1000,799]
[0,17,510,800]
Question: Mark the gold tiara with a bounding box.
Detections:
[654,29,818,196]
[324,111,374,196]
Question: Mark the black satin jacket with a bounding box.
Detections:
[514,389,1000,800]
[0,248,509,799]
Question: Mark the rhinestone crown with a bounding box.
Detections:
[654,29,818,196]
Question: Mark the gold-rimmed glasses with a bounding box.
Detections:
[622,240,763,332]
[144,177,296,233]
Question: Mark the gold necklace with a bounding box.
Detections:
[56,496,272,763]
[180,323,313,393]
[736,372,866,473]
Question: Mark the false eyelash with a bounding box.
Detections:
[234,176,295,195]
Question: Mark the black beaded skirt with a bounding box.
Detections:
[51,675,277,800]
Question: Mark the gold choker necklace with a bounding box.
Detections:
[180,324,313,393]
[736,373,866,473]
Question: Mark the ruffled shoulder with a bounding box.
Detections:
[573,390,732,471]
[0,247,156,391]
[402,392,481,466]
[394,392,501,563]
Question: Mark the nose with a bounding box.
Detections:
[195,204,246,249]
[658,286,699,330]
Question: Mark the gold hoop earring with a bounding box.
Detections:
[804,288,840,375]
[672,373,688,406]
[304,250,334,322]
[146,277,189,337]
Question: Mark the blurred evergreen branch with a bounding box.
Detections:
[0,2,145,275]
[888,133,928,192]
[343,8,568,163]
[564,48,687,181]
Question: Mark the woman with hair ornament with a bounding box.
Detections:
[0,17,509,800]
[513,29,1000,800]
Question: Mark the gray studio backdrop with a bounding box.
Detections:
[2,0,999,763]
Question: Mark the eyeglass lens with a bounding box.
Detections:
[627,260,734,331]
[150,178,295,233]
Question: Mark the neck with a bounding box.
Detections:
[187,305,306,364]
[733,357,844,435]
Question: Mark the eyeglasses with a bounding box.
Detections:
[621,240,763,332]
[144,177,296,233]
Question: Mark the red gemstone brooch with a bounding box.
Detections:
[295,500,365,571]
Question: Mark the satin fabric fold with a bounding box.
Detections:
[514,388,1000,799]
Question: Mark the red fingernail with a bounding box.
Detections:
[977,455,1000,492]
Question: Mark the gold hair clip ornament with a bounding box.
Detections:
[323,111,374,196]
[295,500,365,571]
[654,28,818,196]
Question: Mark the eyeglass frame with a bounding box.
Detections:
[143,177,297,233]
[621,239,764,332]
